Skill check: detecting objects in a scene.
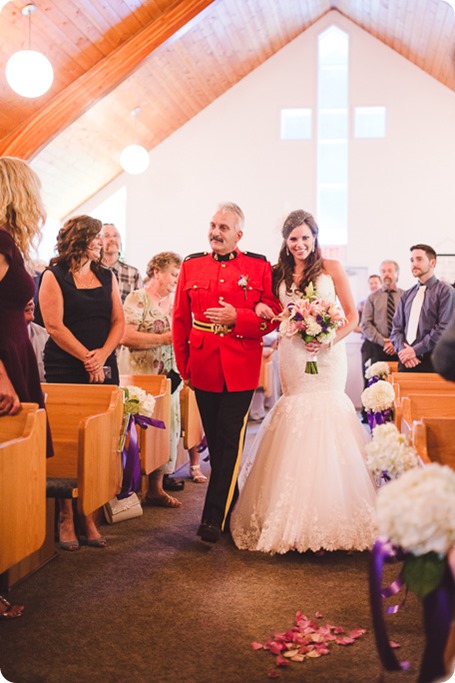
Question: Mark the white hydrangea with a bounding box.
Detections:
[122,385,156,417]
[305,319,322,336]
[366,422,420,479]
[377,463,455,556]
[361,380,395,412]
[365,361,391,380]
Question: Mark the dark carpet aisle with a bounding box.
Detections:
[1,422,424,683]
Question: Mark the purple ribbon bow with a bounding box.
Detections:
[367,408,394,433]
[369,537,454,682]
[117,413,165,500]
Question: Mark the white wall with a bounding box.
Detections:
[71,10,455,293]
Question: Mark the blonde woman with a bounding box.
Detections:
[0,156,48,618]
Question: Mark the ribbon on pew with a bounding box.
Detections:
[369,536,454,683]
[118,413,165,500]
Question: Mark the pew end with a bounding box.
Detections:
[180,385,203,451]
[0,404,47,574]
[43,384,124,516]
[411,417,455,470]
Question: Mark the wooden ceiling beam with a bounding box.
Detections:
[0,0,216,160]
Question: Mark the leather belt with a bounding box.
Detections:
[193,320,233,336]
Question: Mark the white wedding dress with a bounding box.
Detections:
[230,274,377,554]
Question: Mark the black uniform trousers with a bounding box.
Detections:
[194,387,254,531]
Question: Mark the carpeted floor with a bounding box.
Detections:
[0,420,425,683]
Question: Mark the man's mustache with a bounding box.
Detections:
[211,236,223,243]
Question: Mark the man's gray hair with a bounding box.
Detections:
[218,202,245,231]
[380,259,400,276]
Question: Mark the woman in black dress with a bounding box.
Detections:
[0,156,47,618]
[39,214,124,549]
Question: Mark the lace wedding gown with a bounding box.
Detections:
[230,274,377,554]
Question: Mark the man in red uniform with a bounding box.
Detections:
[173,202,280,543]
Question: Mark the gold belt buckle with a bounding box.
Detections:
[213,323,231,335]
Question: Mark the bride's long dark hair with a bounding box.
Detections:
[272,210,323,297]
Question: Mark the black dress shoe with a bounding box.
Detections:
[197,521,221,544]
[163,475,185,491]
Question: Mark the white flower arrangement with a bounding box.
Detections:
[377,463,455,557]
[365,422,420,481]
[122,385,156,418]
[376,463,455,597]
[361,379,395,413]
[365,361,390,381]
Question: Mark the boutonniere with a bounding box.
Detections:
[238,274,249,299]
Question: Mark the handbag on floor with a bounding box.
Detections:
[103,492,143,524]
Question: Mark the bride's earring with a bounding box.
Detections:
[286,246,290,256]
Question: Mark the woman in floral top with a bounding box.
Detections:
[121,252,207,507]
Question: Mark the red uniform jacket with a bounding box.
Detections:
[173,249,281,392]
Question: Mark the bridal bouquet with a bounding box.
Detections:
[365,422,420,486]
[361,379,395,432]
[279,282,346,374]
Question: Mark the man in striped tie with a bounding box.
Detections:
[361,260,403,366]
[391,244,455,372]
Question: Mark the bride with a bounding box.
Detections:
[230,210,377,554]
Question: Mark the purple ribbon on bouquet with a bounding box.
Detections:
[369,537,454,683]
[117,413,165,500]
[367,408,394,432]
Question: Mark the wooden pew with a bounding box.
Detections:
[180,384,203,451]
[411,417,455,470]
[119,375,171,475]
[44,384,124,516]
[391,373,455,426]
[0,404,46,574]
[400,393,455,437]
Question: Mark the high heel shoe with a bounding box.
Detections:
[59,538,80,551]
[0,595,24,618]
[85,537,107,548]
[190,465,207,483]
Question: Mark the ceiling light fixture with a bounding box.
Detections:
[119,107,150,175]
[5,3,54,98]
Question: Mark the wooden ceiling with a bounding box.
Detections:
[0,0,454,220]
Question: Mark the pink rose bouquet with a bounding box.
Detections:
[280,283,346,374]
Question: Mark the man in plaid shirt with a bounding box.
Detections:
[101,223,143,302]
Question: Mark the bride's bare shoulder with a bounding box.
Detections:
[321,259,343,277]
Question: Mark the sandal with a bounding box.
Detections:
[0,595,24,619]
[146,494,182,508]
[190,465,207,483]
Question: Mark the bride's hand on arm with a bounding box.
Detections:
[254,302,276,320]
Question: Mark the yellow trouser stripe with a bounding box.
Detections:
[221,402,252,531]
